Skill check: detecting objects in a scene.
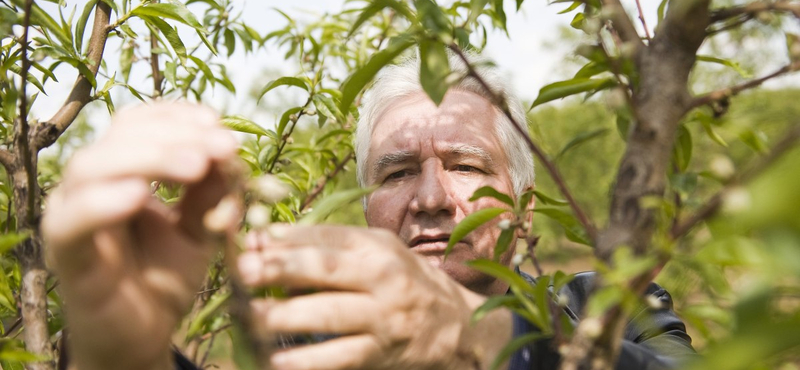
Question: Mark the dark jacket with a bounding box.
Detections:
[508,271,697,370]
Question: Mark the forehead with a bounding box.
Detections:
[367,90,502,161]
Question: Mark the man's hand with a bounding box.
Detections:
[238,224,513,370]
[42,103,239,370]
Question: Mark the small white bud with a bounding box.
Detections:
[756,11,775,25]
[511,253,524,266]
[246,204,271,229]
[558,344,570,356]
[710,155,735,179]
[646,295,664,309]
[498,219,512,230]
[605,88,628,110]
[581,317,603,339]
[556,294,570,307]
[722,187,751,214]
[250,175,290,203]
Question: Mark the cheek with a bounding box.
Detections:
[365,189,409,230]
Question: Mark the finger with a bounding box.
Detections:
[256,224,401,253]
[271,335,382,370]
[177,161,241,241]
[252,293,380,335]
[43,178,151,272]
[237,246,378,291]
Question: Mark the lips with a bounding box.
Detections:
[408,234,461,253]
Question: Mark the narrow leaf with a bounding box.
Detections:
[75,0,98,53]
[556,128,609,160]
[469,186,514,207]
[530,77,616,109]
[221,115,269,136]
[186,292,230,339]
[419,39,451,106]
[0,232,29,255]
[533,207,591,246]
[340,36,415,111]
[131,2,203,29]
[143,15,187,64]
[257,77,309,103]
[446,207,508,258]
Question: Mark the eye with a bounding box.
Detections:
[454,165,481,173]
[386,170,410,181]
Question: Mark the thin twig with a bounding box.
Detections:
[447,44,598,243]
[633,0,651,41]
[690,61,800,109]
[267,98,313,173]
[300,152,354,212]
[600,0,643,48]
[709,1,800,23]
[670,125,800,239]
[150,1,164,98]
[17,0,35,226]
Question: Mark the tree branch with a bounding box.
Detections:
[267,99,312,173]
[447,44,598,243]
[300,152,354,212]
[600,0,643,48]
[709,1,800,24]
[30,1,111,152]
[670,125,800,239]
[690,61,800,109]
[632,0,651,41]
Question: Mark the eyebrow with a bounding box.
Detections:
[446,144,494,167]
[372,150,415,177]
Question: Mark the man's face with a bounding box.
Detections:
[364,90,516,294]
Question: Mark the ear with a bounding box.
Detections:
[515,187,535,239]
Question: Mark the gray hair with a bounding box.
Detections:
[355,52,535,201]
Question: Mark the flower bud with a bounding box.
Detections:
[250,175,290,203]
[498,219,511,230]
[722,187,751,214]
[246,204,271,229]
[512,253,524,266]
[581,317,602,339]
[646,295,664,309]
[710,155,735,179]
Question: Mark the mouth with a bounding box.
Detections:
[408,234,455,253]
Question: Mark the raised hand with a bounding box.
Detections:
[43,102,239,370]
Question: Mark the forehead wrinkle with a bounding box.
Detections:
[445,143,494,166]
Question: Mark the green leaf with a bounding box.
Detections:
[224,28,236,57]
[132,2,203,29]
[739,129,768,154]
[75,0,98,53]
[277,107,303,139]
[221,115,269,136]
[299,186,377,225]
[574,60,608,79]
[340,36,415,111]
[0,232,29,255]
[492,0,507,33]
[700,118,728,147]
[415,0,451,39]
[556,128,609,161]
[696,55,752,79]
[143,15,187,65]
[570,12,585,30]
[469,186,514,207]
[186,292,230,339]
[446,207,508,258]
[533,190,568,206]
[189,56,215,88]
[493,228,516,260]
[349,0,414,38]
[490,332,547,370]
[533,207,591,246]
[465,259,534,295]
[530,77,616,109]
[468,0,490,26]
[558,1,582,14]
[673,124,693,172]
[471,295,519,324]
[419,39,451,106]
[257,77,309,103]
[657,0,668,24]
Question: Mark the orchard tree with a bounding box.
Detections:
[0,0,799,370]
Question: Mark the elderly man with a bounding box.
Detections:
[42,55,694,370]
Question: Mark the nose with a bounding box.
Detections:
[408,161,456,216]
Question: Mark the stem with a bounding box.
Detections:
[300,152,354,212]
[690,61,800,109]
[447,44,598,242]
[267,99,312,173]
[633,0,651,40]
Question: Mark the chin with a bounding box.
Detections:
[426,256,497,293]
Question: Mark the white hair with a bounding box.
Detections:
[355,52,535,201]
